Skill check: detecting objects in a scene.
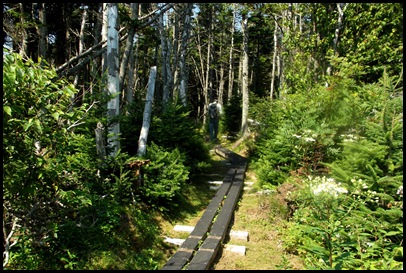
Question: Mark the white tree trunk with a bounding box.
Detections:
[178,3,193,106]
[119,3,138,101]
[106,3,120,157]
[19,3,27,56]
[227,4,236,103]
[126,40,135,106]
[137,66,157,157]
[74,5,88,88]
[326,3,347,80]
[241,15,249,136]
[101,3,108,74]
[203,6,214,125]
[237,56,242,95]
[270,19,278,100]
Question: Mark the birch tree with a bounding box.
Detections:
[270,17,279,100]
[106,3,120,157]
[240,12,249,136]
[158,9,171,107]
[204,5,214,124]
[119,3,138,104]
[137,66,157,157]
[326,3,348,80]
[227,4,236,103]
[178,3,193,106]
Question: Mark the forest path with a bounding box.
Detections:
[210,144,305,270]
[159,141,304,270]
[161,146,247,270]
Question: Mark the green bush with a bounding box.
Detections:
[279,72,403,270]
[3,52,100,269]
[149,103,211,174]
[141,142,190,211]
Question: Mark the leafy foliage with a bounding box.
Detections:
[141,142,190,211]
[3,52,100,269]
[254,69,403,269]
[2,53,193,270]
[148,103,211,174]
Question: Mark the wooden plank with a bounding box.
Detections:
[185,163,246,270]
[162,147,247,271]
[162,168,237,270]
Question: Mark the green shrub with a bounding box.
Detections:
[149,103,211,174]
[141,142,190,211]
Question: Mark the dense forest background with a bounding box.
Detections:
[3,3,403,270]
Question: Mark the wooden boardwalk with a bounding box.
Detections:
[161,146,247,270]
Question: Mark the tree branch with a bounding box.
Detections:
[67,101,98,131]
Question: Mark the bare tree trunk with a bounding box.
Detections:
[37,3,47,59]
[218,63,225,106]
[137,66,157,157]
[326,3,347,80]
[106,3,120,157]
[73,4,88,99]
[195,17,206,121]
[237,56,243,95]
[77,5,88,75]
[227,4,236,103]
[241,14,249,136]
[119,3,138,103]
[18,3,27,57]
[171,10,179,101]
[178,3,193,106]
[270,18,278,100]
[126,39,135,106]
[203,6,214,125]
[158,11,170,106]
[101,3,108,75]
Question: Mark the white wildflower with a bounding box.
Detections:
[310,176,348,197]
[305,137,315,142]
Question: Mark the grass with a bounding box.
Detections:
[209,167,304,270]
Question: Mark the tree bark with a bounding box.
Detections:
[119,3,138,102]
[158,10,170,107]
[137,66,157,157]
[73,4,88,105]
[178,3,193,106]
[106,3,120,157]
[326,3,347,79]
[37,3,47,60]
[241,14,249,136]
[270,18,278,100]
[18,3,27,57]
[227,4,236,103]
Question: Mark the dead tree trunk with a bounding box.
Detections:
[137,66,157,157]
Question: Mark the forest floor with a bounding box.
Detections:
[158,138,305,270]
